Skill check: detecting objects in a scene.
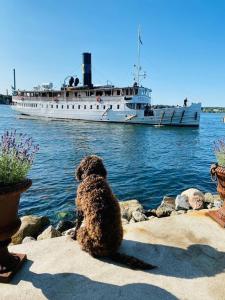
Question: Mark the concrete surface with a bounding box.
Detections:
[1,211,225,300]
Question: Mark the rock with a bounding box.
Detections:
[207,203,214,209]
[12,215,50,244]
[175,195,190,210]
[145,209,157,217]
[121,218,129,225]
[214,200,224,209]
[170,210,187,216]
[204,193,221,204]
[132,211,147,222]
[22,236,36,244]
[129,218,136,224]
[119,200,144,221]
[56,220,75,233]
[155,196,176,218]
[148,216,156,220]
[37,226,61,241]
[181,188,204,210]
[161,196,176,209]
[62,227,76,236]
[156,205,174,218]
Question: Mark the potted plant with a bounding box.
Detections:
[208,138,225,227]
[0,130,39,283]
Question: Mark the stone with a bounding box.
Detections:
[161,196,175,209]
[119,200,144,221]
[155,196,176,218]
[132,211,148,222]
[56,220,75,233]
[4,213,225,300]
[170,210,186,216]
[204,193,221,203]
[181,188,204,210]
[121,218,129,225]
[207,203,214,209]
[214,200,224,209]
[37,226,61,241]
[145,209,157,217]
[22,236,36,244]
[12,215,50,244]
[129,218,136,224]
[62,227,76,236]
[175,195,190,210]
[156,205,173,218]
[148,216,156,220]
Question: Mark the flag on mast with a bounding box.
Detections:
[138,28,143,45]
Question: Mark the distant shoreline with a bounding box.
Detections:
[0,94,12,105]
[202,107,225,113]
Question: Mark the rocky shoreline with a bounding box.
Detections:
[12,188,223,245]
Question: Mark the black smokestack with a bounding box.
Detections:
[13,68,16,91]
[82,53,92,87]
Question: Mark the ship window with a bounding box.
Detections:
[72,105,74,109]
[97,105,99,109]
[78,105,80,109]
[74,92,77,97]
[51,105,53,108]
[90,105,92,109]
[126,89,129,95]
[84,105,86,109]
[126,103,135,109]
[105,90,111,96]
[49,92,53,97]
[61,105,64,109]
[96,91,103,96]
[117,90,120,95]
[56,105,58,109]
[67,105,69,109]
[110,105,112,109]
[103,105,106,109]
[117,105,120,109]
[90,91,94,96]
[42,93,47,97]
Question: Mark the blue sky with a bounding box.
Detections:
[0,0,225,106]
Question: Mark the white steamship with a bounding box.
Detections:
[12,53,201,127]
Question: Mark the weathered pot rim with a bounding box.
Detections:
[0,179,32,195]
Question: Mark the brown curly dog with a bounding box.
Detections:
[73,155,156,270]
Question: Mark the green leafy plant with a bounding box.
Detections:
[214,139,225,167]
[0,130,39,185]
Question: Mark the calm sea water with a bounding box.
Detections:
[0,105,224,224]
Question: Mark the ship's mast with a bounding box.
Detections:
[134,26,146,86]
[137,26,141,86]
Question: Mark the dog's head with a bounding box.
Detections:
[76,155,107,181]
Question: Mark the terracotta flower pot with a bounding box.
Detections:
[208,164,225,227]
[0,179,32,283]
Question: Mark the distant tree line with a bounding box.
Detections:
[0,94,12,105]
[202,107,225,113]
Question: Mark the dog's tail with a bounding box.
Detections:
[109,252,156,270]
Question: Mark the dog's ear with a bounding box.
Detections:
[76,164,83,181]
[76,155,107,181]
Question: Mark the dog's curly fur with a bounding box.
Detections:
[75,155,123,257]
[73,155,156,270]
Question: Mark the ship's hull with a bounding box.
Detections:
[11,100,201,127]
